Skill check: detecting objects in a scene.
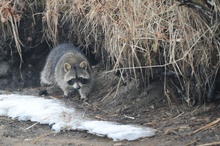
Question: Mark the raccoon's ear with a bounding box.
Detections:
[64,63,71,72]
[79,61,87,70]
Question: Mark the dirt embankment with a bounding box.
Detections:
[0,64,220,146]
[0,0,220,146]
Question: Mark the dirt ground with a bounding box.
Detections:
[0,1,219,145]
[0,67,220,146]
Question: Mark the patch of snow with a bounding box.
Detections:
[0,94,156,141]
[79,121,155,141]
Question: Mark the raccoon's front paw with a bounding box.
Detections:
[80,94,88,102]
[63,90,70,98]
[80,97,88,102]
[39,89,49,96]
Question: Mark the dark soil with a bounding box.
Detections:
[0,63,220,146]
[0,1,220,145]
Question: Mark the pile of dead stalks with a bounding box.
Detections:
[0,0,220,106]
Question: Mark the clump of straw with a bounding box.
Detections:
[0,0,24,64]
[1,0,220,105]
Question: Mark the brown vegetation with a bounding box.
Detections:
[0,0,220,105]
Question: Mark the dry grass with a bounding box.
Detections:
[1,0,220,105]
[0,0,24,63]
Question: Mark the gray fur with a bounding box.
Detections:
[40,44,93,99]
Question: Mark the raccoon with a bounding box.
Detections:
[40,43,93,100]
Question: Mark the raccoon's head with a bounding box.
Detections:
[64,61,91,90]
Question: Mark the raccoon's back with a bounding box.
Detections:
[49,44,83,72]
[41,44,86,85]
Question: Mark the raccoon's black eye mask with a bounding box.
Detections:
[67,79,76,85]
[78,77,89,84]
[67,78,89,85]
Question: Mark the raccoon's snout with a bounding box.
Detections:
[67,79,81,89]
[67,76,89,91]
[73,83,81,90]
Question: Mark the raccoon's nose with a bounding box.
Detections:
[76,86,81,90]
[73,84,81,90]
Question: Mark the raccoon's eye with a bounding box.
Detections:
[67,79,75,85]
[78,77,88,84]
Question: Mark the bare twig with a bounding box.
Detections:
[193,118,220,134]
[198,142,220,146]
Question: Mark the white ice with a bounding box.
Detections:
[0,94,156,141]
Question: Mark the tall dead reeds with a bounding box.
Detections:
[0,0,24,63]
[1,0,220,105]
